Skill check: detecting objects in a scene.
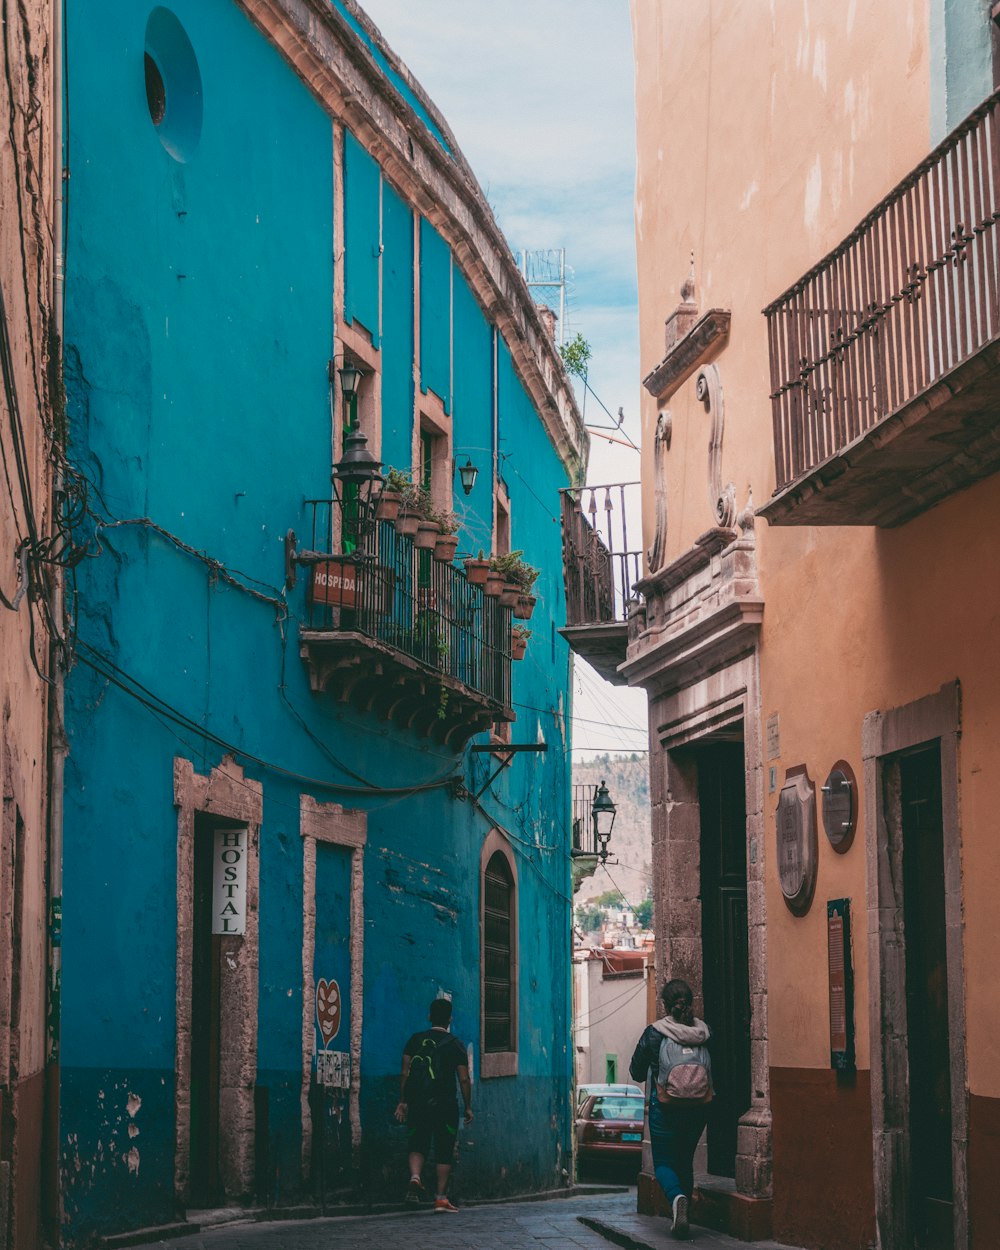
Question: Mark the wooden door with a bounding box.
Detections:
[699,741,752,1179]
[189,815,222,1206]
[900,745,953,1250]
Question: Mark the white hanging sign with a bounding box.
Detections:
[212,828,247,935]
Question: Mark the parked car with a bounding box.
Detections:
[576,1090,646,1173]
[575,1081,643,1112]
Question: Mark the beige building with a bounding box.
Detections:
[561,3,1000,1248]
[0,3,58,1248]
[573,944,654,1090]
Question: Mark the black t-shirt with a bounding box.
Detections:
[404,1028,468,1106]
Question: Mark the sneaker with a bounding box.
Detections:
[434,1196,460,1213]
[671,1194,689,1239]
[406,1178,425,1204]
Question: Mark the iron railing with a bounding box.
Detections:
[560,483,642,628]
[765,89,1000,489]
[572,783,598,855]
[302,502,512,710]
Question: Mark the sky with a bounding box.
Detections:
[358,0,650,757]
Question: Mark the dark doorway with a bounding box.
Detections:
[699,740,752,1178]
[900,745,953,1250]
[189,814,223,1206]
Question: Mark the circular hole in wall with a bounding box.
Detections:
[144,8,202,162]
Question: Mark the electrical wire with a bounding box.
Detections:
[76,640,462,798]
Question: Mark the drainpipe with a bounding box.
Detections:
[45,0,66,1234]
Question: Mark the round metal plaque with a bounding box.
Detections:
[776,767,817,916]
[822,761,856,853]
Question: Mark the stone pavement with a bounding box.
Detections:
[124,1190,805,1250]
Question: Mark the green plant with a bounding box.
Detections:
[559,332,592,380]
[383,466,413,494]
[512,624,532,642]
[489,550,539,592]
[403,484,435,520]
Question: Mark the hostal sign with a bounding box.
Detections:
[212,828,248,935]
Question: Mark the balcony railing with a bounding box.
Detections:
[558,483,641,685]
[298,501,512,744]
[763,90,1000,525]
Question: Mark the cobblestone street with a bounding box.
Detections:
[125,1191,802,1250]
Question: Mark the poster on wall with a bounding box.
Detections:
[211,827,247,935]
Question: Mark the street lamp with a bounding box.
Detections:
[454,456,479,496]
[331,425,383,544]
[592,780,617,862]
[338,360,363,404]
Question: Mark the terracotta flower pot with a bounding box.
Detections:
[514,593,536,620]
[376,489,402,522]
[464,558,490,585]
[433,533,460,563]
[395,512,420,538]
[512,635,528,660]
[500,582,520,608]
[414,520,439,550]
[483,569,506,598]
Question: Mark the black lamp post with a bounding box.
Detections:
[332,426,383,544]
[592,779,617,862]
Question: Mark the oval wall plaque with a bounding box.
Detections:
[822,761,857,853]
[777,767,817,916]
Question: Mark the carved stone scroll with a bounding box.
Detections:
[647,410,671,573]
[696,363,736,528]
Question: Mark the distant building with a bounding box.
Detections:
[573,943,653,1090]
[560,2,1000,1247]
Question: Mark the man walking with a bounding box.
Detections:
[394,997,473,1212]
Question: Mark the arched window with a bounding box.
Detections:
[481,833,518,1077]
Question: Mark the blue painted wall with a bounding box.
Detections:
[61,1,574,1242]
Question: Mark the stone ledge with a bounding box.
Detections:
[642,309,731,401]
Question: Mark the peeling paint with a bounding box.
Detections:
[124,1147,140,1176]
[126,1092,141,1118]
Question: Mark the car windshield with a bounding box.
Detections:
[589,1096,644,1121]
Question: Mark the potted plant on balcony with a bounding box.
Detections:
[378,467,410,522]
[411,488,440,550]
[483,563,506,598]
[432,509,461,563]
[489,550,539,617]
[511,624,531,661]
[414,609,449,671]
[464,549,491,586]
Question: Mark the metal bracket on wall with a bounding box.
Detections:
[469,743,547,799]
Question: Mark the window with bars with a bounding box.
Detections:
[483,851,514,1053]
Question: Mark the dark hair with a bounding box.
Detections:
[429,997,453,1027]
[661,978,694,1026]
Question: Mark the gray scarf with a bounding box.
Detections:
[651,1015,711,1045]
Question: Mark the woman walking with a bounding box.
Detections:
[629,979,713,1240]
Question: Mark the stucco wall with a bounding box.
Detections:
[58,0,578,1242]
[631,1,1000,1244]
[0,2,55,1248]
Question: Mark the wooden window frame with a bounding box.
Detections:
[480,830,518,1078]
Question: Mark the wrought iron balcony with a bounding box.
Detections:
[559,483,642,685]
[761,90,1000,527]
[295,502,513,749]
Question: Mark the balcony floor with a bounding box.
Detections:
[760,339,1000,527]
[300,629,513,750]
[559,622,629,686]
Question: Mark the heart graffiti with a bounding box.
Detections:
[316,978,341,1047]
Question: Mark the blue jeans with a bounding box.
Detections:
[649,1099,708,1203]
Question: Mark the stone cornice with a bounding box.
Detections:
[238,0,587,481]
[635,527,735,597]
[642,309,731,401]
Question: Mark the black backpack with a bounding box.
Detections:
[405,1035,444,1113]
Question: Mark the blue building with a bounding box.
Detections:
[57,0,586,1242]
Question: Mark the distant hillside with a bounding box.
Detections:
[573,754,652,909]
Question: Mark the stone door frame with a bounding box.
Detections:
[862,681,967,1250]
[647,646,772,1199]
[173,756,262,1205]
[299,795,367,1172]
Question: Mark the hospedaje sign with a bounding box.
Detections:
[212,828,247,935]
[310,558,358,609]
